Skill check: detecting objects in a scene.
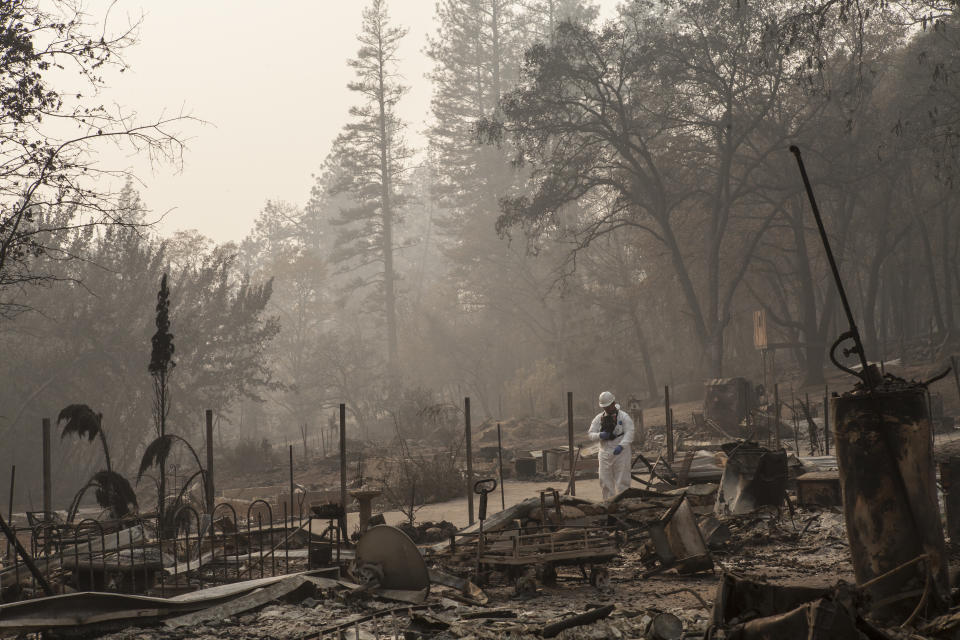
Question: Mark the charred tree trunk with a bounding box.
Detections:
[378,75,398,374]
[629,301,659,400]
[941,205,955,338]
[789,198,826,386]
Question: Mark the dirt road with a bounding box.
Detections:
[343,478,605,531]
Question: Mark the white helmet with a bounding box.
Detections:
[598,391,615,408]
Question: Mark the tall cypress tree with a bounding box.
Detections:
[149,273,175,522]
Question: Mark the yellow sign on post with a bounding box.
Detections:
[754,310,767,350]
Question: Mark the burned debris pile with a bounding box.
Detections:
[1,364,959,639]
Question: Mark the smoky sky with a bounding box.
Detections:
[100,0,619,243]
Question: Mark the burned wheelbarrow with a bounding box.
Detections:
[475,525,619,594]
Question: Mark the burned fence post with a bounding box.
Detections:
[804,392,820,455]
[289,444,295,522]
[339,403,347,541]
[824,385,830,455]
[7,465,14,523]
[665,385,674,463]
[567,391,575,497]
[834,386,950,619]
[465,397,474,526]
[205,409,214,517]
[6,465,13,560]
[773,384,781,450]
[42,418,51,519]
[497,423,505,510]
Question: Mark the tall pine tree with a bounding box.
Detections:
[324,0,411,374]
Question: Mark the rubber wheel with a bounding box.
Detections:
[589,566,610,589]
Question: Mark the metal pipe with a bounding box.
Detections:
[7,465,14,523]
[465,397,474,526]
[497,423,505,510]
[774,384,781,450]
[206,409,215,516]
[665,386,673,463]
[5,465,13,560]
[339,403,347,541]
[42,418,51,519]
[824,385,830,455]
[289,445,295,526]
[789,145,873,385]
[567,392,575,496]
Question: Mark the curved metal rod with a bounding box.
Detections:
[923,366,952,387]
[246,499,272,526]
[473,478,497,494]
[790,145,873,388]
[829,332,865,379]
[31,521,58,553]
[212,502,239,525]
[74,518,105,554]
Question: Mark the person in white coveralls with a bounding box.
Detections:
[587,391,635,500]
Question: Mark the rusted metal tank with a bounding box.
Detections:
[833,383,949,620]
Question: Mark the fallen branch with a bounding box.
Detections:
[541,604,615,638]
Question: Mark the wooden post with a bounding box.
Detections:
[497,424,505,510]
[774,384,781,450]
[339,403,347,540]
[289,444,296,521]
[465,397,474,526]
[497,422,507,511]
[205,409,215,516]
[567,391,575,496]
[6,465,14,559]
[665,386,673,463]
[637,408,645,448]
[824,385,830,455]
[761,348,767,398]
[7,465,14,523]
[42,418,51,518]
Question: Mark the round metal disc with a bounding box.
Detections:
[354,525,430,592]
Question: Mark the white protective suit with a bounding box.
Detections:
[588,405,635,500]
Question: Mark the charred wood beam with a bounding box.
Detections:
[542,604,615,638]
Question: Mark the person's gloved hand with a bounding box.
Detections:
[613,445,623,455]
[599,431,612,440]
